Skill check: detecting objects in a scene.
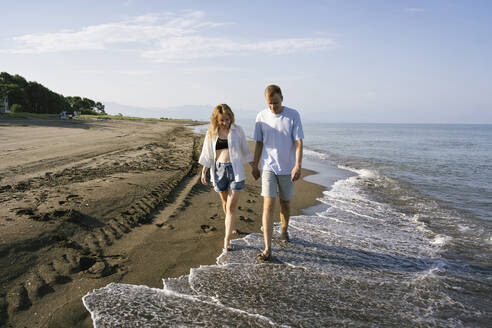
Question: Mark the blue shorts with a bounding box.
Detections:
[214,162,245,192]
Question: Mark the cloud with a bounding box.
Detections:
[142,36,336,63]
[405,8,426,12]
[3,11,336,62]
[118,70,152,76]
[8,12,207,54]
[182,66,241,73]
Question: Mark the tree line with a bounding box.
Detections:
[0,72,106,115]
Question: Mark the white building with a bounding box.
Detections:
[0,96,10,113]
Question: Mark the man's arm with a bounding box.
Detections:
[291,139,303,181]
[251,141,263,180]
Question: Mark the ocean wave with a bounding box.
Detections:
[83,148,491,327]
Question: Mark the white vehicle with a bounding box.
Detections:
[59,111,72,120]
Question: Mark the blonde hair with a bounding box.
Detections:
[265,84,283,100]
[207,104,235,137]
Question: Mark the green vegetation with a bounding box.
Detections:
[0,72,106,115]
[0,112,60,120]
[10,104,22,113]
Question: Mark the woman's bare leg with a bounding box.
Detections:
[218,191,228,215]
[224,190,241,249]
[219,191,237,234]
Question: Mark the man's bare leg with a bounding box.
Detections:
[279,199,291,242]
[258,197,275,259]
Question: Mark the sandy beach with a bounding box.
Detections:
[0,117,324,328]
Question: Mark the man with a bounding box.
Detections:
[251,85,304,260]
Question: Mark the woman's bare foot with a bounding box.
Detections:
[281,231,290,243]
[256,249,271,261]
[224,238,233,251]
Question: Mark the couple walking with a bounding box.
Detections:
[199,85,304,260]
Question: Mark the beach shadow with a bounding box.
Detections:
[14,208,105,230]
[62,209,106,229]
[188,180,211,196]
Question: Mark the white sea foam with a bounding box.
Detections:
[431,235,451,246]
[163,274,283,328]
[409,214,435,235]
[82,158,488,327]
[304,148,330,161]
[338,165,378,179]
[486,235,492,245]
[457,224,472,232]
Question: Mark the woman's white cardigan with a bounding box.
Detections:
[198,124,253,186]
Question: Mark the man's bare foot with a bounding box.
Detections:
[281,231,290,243]
[256,249,271,261]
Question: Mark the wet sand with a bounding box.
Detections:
[0,117,324,327]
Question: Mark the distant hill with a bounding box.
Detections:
[0,72,105,115]
[104,102,259,122]
[104,102,211,121]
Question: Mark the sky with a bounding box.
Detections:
[1,0,491,123]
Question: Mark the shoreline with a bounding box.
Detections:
[80,165,325,328]
[55,120,492,327]
[0,118,325,328]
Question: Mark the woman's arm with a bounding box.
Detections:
[239,127,253,163]
[198,133,213,168]
[201,166,209,185]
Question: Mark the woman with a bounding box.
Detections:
[199,104,253,251]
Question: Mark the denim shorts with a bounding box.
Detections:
[214,162,245,192]
[261,170,294,200]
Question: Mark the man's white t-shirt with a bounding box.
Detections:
[253,106,304,175]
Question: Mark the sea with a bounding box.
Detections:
[83,122,492,327]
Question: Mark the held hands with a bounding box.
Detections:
[291,165,301,182]
[251,165,261,180]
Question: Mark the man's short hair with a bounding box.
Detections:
[265,85,283,100]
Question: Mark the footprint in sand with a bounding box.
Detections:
[246,199,256,203]
[66,194,79,200]
[239,216,254,223]
[200,224,216,233]
[158,223,175,230]
[16,208,35,216]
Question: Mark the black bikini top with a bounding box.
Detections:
[216,137,228,150]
